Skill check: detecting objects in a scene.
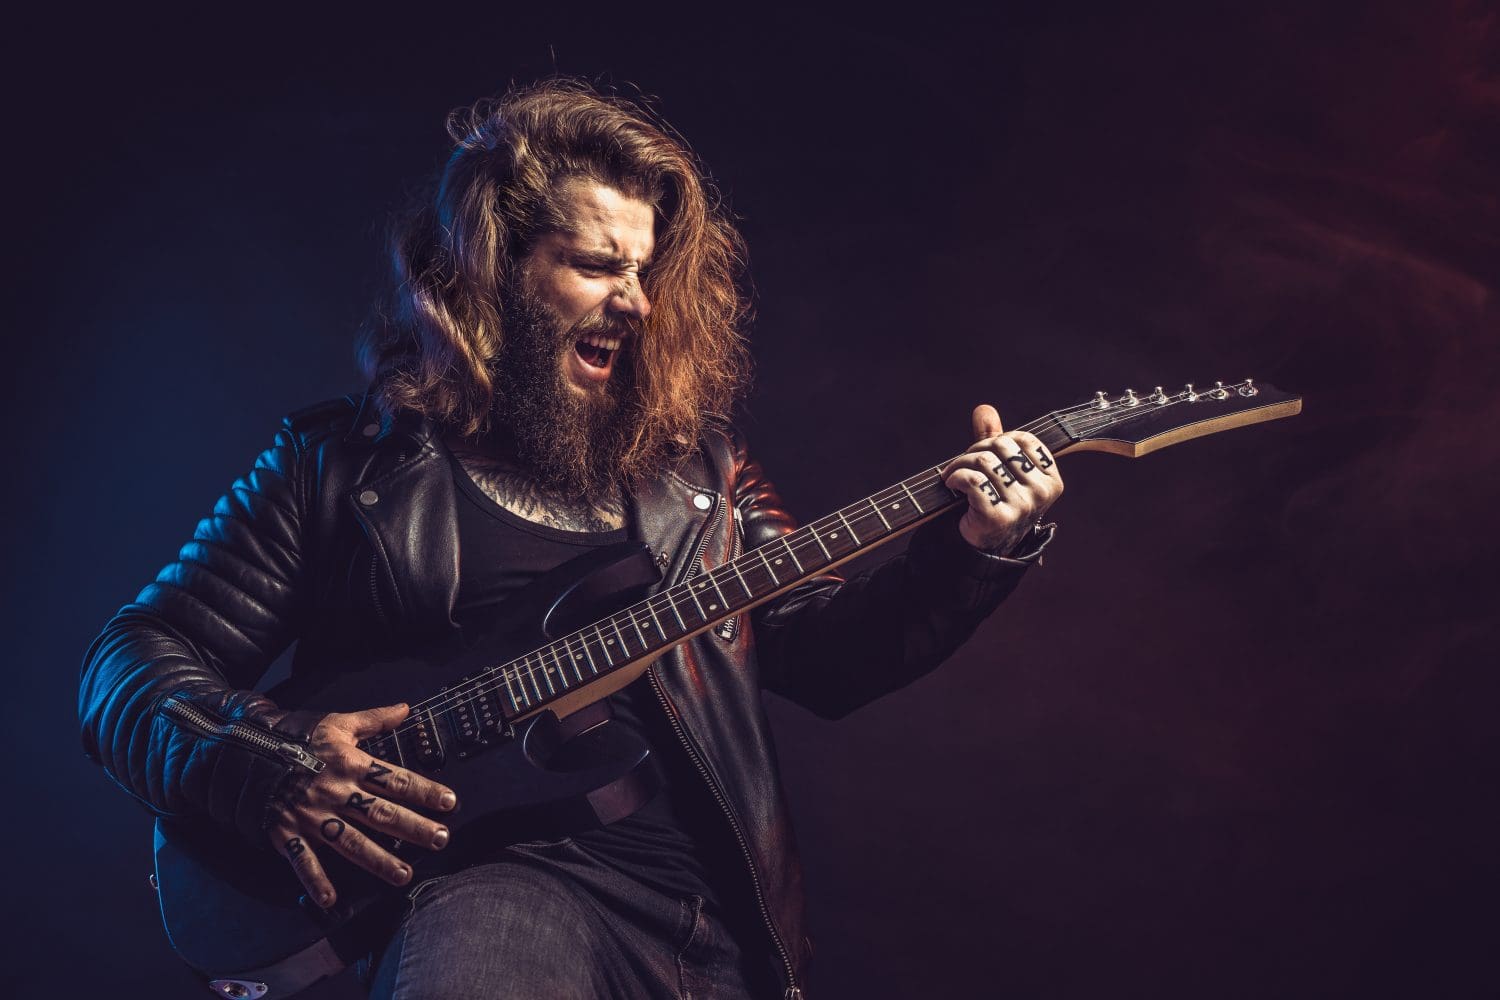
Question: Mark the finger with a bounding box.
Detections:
[948,452,1019,502]
[1008,431,1060,479]
[945,466,1015,513]
[971,404,1003,441]
[339,790,451,851]
[270,824,337,908]
[1000,433,1064,513]
[361,755,459,813]
[316,814,413,888]
[342,703,411,739]
[985,437,1058,519]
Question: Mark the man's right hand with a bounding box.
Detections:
[264,702,457,908]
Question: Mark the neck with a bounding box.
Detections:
[444,430,626,533]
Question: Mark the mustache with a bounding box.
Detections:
[563,310,644,342]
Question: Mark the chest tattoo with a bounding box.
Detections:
[449,448,626,533]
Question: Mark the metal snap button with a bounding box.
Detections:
[358,490,380,506]
[361,422,380,437]
[692,493,712,510]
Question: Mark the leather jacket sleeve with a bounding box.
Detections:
[734,432,1051,719]
[78,420,320,847]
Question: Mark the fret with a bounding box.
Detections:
[662,590,688,632]
[693,572,731,615]
[727,559,754,599]
[608,615,631,658]
[524,656,545,702]
[627,609,649,650]
[682,577,709,621]
[869,496,892,530]
[575,636,595,678]
[644,600,668,642]
[553,649,575,688]
[593,624,614,668]
[835,510,861,545]
[500,665,523,712]
[754,545,781,586]
[537,651,557,695]
[780,535,805,574]
[899,480,923,513]
[808,525,832,560]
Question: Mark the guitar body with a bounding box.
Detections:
[154,542,666,997]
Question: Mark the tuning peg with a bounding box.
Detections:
[1210,381,1229,400]
[1151,386,1168,404]
[1123,388,1140,407]
[1184,383,1198,402]
[1239,377,1258,397]
[1093,391,1109,409]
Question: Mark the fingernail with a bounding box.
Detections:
[432,828,449,849]
[439,791,457,810]
[393,864,411,883]
[318,891,334,907]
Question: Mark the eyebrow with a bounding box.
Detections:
[571,249,653,268]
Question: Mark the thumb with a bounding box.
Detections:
[972,403,1003,440]
[347,702,411,738]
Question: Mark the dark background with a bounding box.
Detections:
[8,3,1498,997]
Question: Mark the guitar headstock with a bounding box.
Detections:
[1052,379,1302,458]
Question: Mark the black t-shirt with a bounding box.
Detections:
[449,454,738,906]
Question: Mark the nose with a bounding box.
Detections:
[609,276,651,323]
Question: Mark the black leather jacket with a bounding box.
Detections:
[79,391,1050,996]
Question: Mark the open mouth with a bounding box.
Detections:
[573,332,624,371]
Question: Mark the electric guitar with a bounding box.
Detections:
[153,378,1301,999]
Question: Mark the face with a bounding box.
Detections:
[485,179,656,500]
[518,179,655,395]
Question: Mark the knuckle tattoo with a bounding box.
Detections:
[345,791,377,815]
[320,817,346,843]
[365,760,392,788]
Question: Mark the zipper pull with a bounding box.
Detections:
[275,741,326,774]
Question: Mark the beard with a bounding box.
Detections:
[487,288,645,503]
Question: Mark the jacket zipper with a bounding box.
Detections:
[714,505,745,643]
[160,695,324,774]
[649,491,801,998]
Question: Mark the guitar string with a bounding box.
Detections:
[363,386,1240,750]
[362,382,1259,751]
[362,384,1254,750]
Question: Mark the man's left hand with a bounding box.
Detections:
[941,404,1064,554]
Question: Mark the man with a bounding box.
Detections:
[80,80,1061,999]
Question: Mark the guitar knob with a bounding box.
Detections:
[1123,388,1140,407]
[1184,383,1198,402]
[1093,391,1109,409]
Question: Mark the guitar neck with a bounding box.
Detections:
[394,378,1299,733]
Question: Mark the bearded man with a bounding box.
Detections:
[80,80,1061,999]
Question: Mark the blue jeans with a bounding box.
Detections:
[365,837,778,999]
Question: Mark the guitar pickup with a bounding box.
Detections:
[398,709,445,771]
[445,681,511,757]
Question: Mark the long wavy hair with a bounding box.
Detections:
[358,79,751,478]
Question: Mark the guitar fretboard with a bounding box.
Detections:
[361,378,1294,770]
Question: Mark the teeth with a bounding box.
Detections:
[579,334,621,351]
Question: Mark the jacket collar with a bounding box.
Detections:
[343,384,438,450]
